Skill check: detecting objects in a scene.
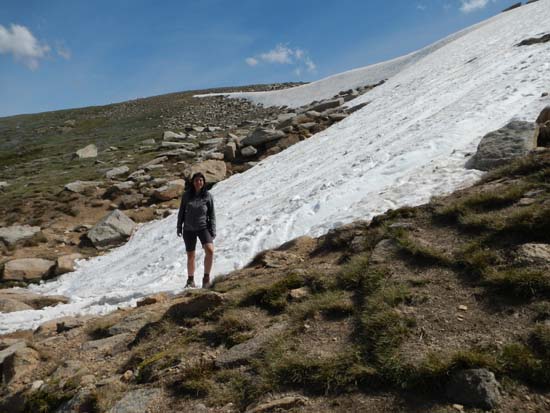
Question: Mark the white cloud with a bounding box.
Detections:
[260,44,294,64]
[417,3,427,11]
[247,43,317,76]
[0,23,50,69]
[460,0,493,13]
[245,57,258,66]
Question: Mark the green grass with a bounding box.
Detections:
[484,268,550,299]
[240,273,305,313]
[391,228,454,267]
[212,311,254,347]
[288,290,354,321]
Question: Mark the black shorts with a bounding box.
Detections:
[183,229,213,252]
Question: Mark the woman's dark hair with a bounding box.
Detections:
[187,172,207,196]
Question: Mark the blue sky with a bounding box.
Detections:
[0,0,508,117]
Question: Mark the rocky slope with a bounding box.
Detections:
[0,144,549,412]
[0,82,379,292]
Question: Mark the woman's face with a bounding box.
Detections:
[193,176,204,192]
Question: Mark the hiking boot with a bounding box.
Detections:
[202,275,210,288]
[185,277,196,288]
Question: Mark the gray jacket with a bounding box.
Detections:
[177,190,216,236]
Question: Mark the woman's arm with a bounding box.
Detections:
[176,192,188,235]
[207,193,216,238]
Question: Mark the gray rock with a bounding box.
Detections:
[200,138,224,147]
[466,121,537,171]
[3,258,55,281]
[298,122,317,131]
[82,333,131,355]
[446,369,501,410]
[275,113,297,129]
[119,193,144,209]
[141,138,156,145]
[86,210,136,249]
[0,225,41,247]
[242,128,286,146]
[56,389,96,413]
[370,239,399,265]
[75,144,98,159]
[241,146,258,157]
[0,181,9,191]
[159,141,192,149]
[0,341,39,385]
[216,322,287,368]
[107,311,158,336]
[157,148,196,158]
[103,182,135,199]
[163,131,186,140]
[515,243,550,266]
[64,180,102,194]
[138,156,168,170]
[310,98,344,113]
[105,166,130,180]
[305,110,322,119]
[56,253,83,275]
[224,142,237,161]
[207,152,225,160]
[246,396,308,413]
[166,291,225,322]
[107,388,162,413]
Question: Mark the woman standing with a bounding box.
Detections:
[176,172,216,288]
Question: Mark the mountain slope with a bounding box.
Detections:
[1,0,549,334]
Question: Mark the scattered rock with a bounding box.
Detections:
[0,298,33,313]
[310,98,344,113]
[141,138,156,145]
[515,243,550,266]
[163,131,186,140]
[119,193,144,209]
[216,322,287,368]
[105,166,130,180]
[242,128,286,146]
[152,179,186,202]
[241,145,258,157]
[0,181,10,191]
[446,369,501,410]
[74,144,98,159]
[107,311,159,336]
[246,395,308,413]
[536,106,550,147]
[466,121,537,171]
[0,341,39,386]
[346,101,369,114]
[288,287,309,301]
[65,180,102,194]
[82,333,131,355]
[136,292,170,307]
[207,152,225,160]
[56,253,84,275]
[184,160,227,184]
[3,258,56,281]
[106,388,162,413]
[517,33,550,46]
[166,291,225,322]
[224,142,237,161]
[86,209,137,249]
[103,181,136,199]
[0,289,68,310]
[139,156,168,170]
[0,225,41,247]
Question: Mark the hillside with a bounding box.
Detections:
[0,149,549,412]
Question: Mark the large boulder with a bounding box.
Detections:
[0,225,41,247]
[446,369,501,410]
[64,180,102,193]
[152,179,186,202]
[184,160,227,184]
[242,128,286,146]
[466,121,537,171]
[3,258,55,281]
[74,144,98,159]
[515,243,550,266]
[86,209,136,249]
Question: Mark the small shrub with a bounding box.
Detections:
[240,273,304,313]
[24,388,74,413]
[484,268,550,299]
[337,253,370,290]
[288,290,354,321]
[529,325,550,359]
[213,313,254,347]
